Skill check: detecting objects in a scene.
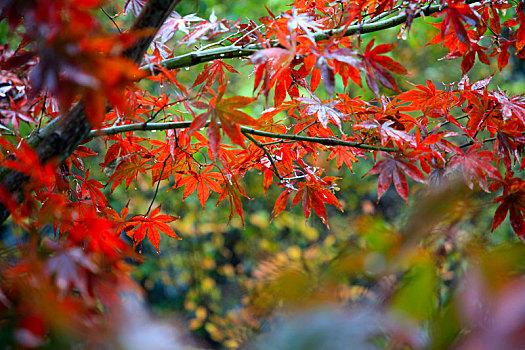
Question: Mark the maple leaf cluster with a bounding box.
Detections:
[0,0,524,346]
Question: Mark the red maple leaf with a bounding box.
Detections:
[492,176,525,238]
[448,143,500,192]
[0,98,35,134]
[68,210,129,257]
[493,89,525,126]
[170,164,222,210]
[128,205,180,253]
[295,96,344,130]
[191,60,239,90]
[271,188,292,220]
[216,170,249,226]
[291,174,343,228]
[495,131,522,172]
[45,245,98,299]
[188,85,257,157]
[70,145,97,172]
[327,145,364,170]
[365,153,425,202]
[2,141,56,189]
[251,31,297,104]
[440,0,480,48]
[503,1,525,53]
[179,10,231,47]
[397,80,451,118]
[108,157,151,192]
[360,39,407,95]
[80,171,108,209]
[121,0,147,17]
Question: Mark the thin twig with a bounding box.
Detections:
[261,139,295,146]
[261,121,317,146]
[145,156,169,216]
[472,104,497,140]
[175,134,206,167]
[459,136,496,149]
[144,102,169,126]
[197,31,241,52]
[243,131,284,181]
[100,7,122,33]
[441,115,469,127]
[295,120,318,135]
[230,23,265,47]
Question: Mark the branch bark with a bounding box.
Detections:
[88,121,396,152]
[0,0,182,224]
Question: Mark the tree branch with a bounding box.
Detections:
[242,131,284,181]
[88,121,396,152]
[157,0,480,71]
[124,0,181,62]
